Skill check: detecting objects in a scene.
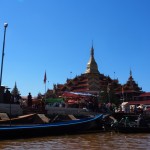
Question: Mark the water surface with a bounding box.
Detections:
[0,132,149,150]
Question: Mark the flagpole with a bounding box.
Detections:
[107,83,110,103]
[0,23,8,86]
[44,71,47,100]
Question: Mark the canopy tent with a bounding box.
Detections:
[45,98,64,103]
[68,99,77,104]
[62,91,95,98]
[121,102,128,106]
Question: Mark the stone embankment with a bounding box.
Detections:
[0,103,23,116]
[45,106,98,116]
[0,104,98,116]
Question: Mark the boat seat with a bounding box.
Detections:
[0,113,9,120]
[37,114,50,123]
[51,115,59,122]
[68,115,79,120]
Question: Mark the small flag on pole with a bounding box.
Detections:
[44,71,47,84]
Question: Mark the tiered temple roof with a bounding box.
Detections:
[53,45,143,102]
[115,70,143,101]
[124,70,142,92]
[54,46,119,97]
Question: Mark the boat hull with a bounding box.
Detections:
[116,126,150,133]
[0,114,103,139]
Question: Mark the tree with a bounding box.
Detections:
[37,92,42,99]
[11,82,20,97]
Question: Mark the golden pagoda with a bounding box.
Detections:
[52,45,143,103]
[54,45,120,99]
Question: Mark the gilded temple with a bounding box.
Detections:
[52,45,143,102]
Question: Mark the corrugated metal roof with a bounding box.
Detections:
[128,100,150,105]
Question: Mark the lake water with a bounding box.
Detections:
[0,132,150,150]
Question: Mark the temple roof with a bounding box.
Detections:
[136,92,150,97]
[124,69,142,91]
[85,45,99,74]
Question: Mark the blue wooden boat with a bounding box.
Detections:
[0,114,103,139]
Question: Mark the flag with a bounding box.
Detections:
[44,71,47,84]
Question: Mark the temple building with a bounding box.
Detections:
[50,45,143,103]
[115,70,143,102]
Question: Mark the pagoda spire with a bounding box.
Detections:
[130,69,132,77]
[123,69,142,92]
[91,41,94,57]
[129,69,133,82]
[85,44,99,74]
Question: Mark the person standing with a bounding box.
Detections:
[28,92,32,107]
[5,89,11,103]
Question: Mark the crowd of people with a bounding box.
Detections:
[3,89,150,116]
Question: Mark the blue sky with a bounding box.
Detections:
[0,0,150,96]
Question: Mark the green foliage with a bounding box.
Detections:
[37,92,42,99]
[11,82,20,97]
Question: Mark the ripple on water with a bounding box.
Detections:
[0,132,150,150]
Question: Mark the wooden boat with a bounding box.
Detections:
[0,114,103,139]
[114,114,150,133]
[116,126,150,133]
[0,113,38,124]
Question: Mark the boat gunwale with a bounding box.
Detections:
[0,114,103,130]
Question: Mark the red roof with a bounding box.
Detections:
[62,92,80,98]
[115,90,140,94]
[62,91,94,98]
[139,92,150,97]
[128,100,150,105]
